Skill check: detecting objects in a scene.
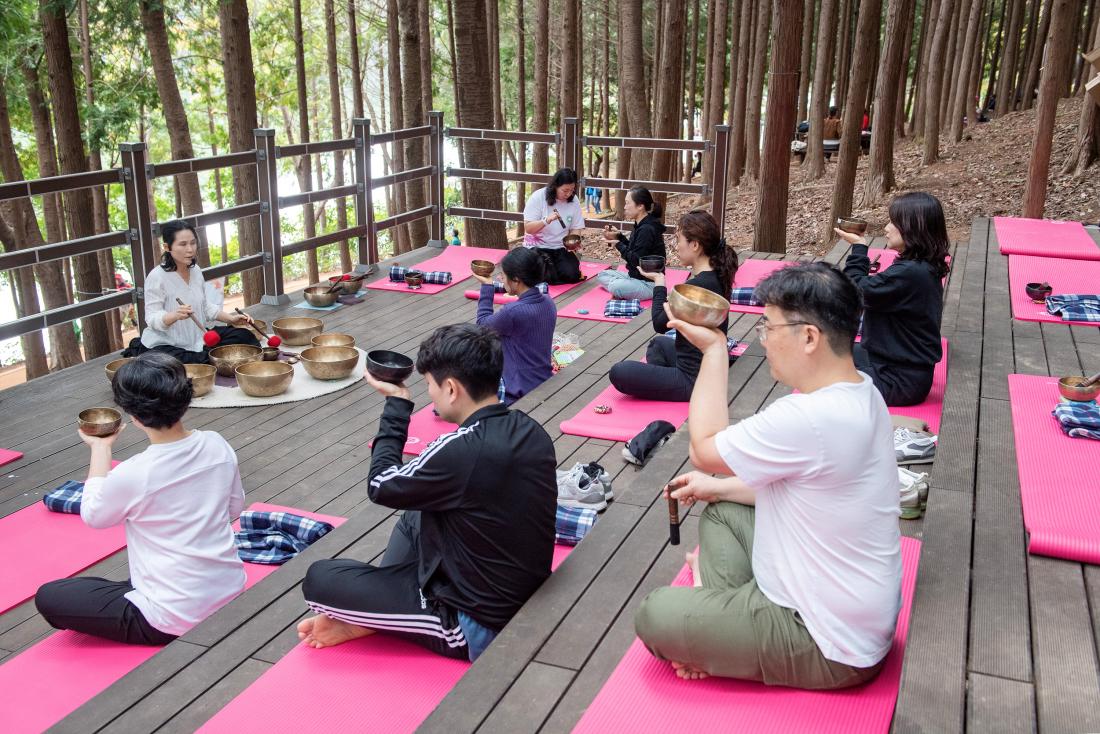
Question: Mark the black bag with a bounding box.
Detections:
[622,420,676,466]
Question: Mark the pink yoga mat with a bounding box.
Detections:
[1008,255,1100,326]
[1008,374,1100,564]
[557,267,691,323]
[729,260,794,314]
[198,543,575,734]
[0,448,23,468]
[573,536,922,734]
[0,503,346,734]
[995,216,1100,261]
[887,338,949,435]
[461,260,612,303]
[364,246,507,295]
[559,382,690,442]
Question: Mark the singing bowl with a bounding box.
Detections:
[639,255,666,273]
[208,344,263,377]
[311,333,356,350]
[235,360,294,397]
[1025,281,1053,302]
[836,217,868,235]
[303,286,339,308]
[470,259,496,278]
[299,346,359,380]
[366,350,415,384]
[105,357,131,382]
[1058,376,1100,402]
[563,234,583,251]
[185,363,216,397]
[668,283,731,328]
[404,271,425,288]
[78,407,122,437]
[272,317,324,346]
[328,275,361,295]
[261,346,280,361]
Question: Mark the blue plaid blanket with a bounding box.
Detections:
[555,504,598,545]
[604,299,644,318]
[234,511,336,564]
[1053,401,1100,440]
[42,480,84,514]
[491,281,549,294]
[388,266,452,285]
[729,287,761,306]
[1046,294,1100,323]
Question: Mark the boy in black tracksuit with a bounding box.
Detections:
[299,324,556,661]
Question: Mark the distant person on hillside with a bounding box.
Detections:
[822,107,842,140]
[521,168,587,285]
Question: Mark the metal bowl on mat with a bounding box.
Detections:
[105,357,131,382]
[1058,376,1100,402]
[328,275,360,295]
[185,363,216,397]
[563,234,583,251]
[404,270,425,289]
[272,317,324,346]
[668,284,731,328]
[366,350,415,383]
[303,286,339,308]
[299,346,359,380]
[78,407,122,437]
[1025,281,1053,302]
[235,360,294,397]
[470,259,496,278]
[208,344,263,377]
[639,255,666,273]
[261,346,280,361]
[836,217,868,235]
[311,333,356,350]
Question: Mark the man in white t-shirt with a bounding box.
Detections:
[521,168,587,284]
[635,262,902,689]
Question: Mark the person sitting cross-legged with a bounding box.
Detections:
[297,324,557,661]
[634,263,902,689]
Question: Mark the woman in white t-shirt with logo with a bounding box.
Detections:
[521,168,587,284]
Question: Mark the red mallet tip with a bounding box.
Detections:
[267,335,282,348]
[341,274,351,280]
[203,331,221,348]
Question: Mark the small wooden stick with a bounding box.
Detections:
[175,297,207,332]
[234,307,266,338]
[667,488,680,546]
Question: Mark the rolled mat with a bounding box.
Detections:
[994,216,1100,261]
[0,503,346,734]
[573,536,922,734]
[461,260,613,303]
[557,267,691,323]
[887,338,949,434]
[196,543,574,734]
[559,382,690,442]
[0,448,23,468]
[364,246,507,295]
[1008,374,1100,564]
[1007,255,1100,326]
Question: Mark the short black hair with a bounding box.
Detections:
[112,352,194,428]
[501,247,547,287]
[415,324,503,401]
[544,168,579,205]
[754,262,862,355]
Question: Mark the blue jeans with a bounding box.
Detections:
[597,270,655,300]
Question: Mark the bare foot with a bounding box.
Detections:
[296,614,375,649]
[671,661,710,680]
[685,550,703,588]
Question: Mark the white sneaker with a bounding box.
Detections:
[894,427,937,465]
[555,462,613,500]
[557,465,608,512]
[898,467,929,519]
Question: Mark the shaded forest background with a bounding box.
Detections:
[0,0,1097,380]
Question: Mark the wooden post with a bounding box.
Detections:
[710,125,730,228]
[253,128,289,304]
[120,142,155,331]
[428,110,445,241]
[352,117,376,268]
[563,117,579,172]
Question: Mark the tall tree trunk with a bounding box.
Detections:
[418,0,433,116]
[1013,0,1040,108]
[685,0,702,181]
[755,0,805,252]
[614,3,632,216]
[797,0,818,122]
[1022,0,1078,215]
[1062,9,1100,173]
[293,0,319,283]
[834,0,854,107]
[703,0,730,189]
[216,0,263,304]
[562,0,580,119]
[894,0,915,137]
[950,0,987,139]
[387,0,412,252]
[1074,0,1098,91]
[39,0,111,357]
[702,0,717,138]
[983,0,1006,109]
[207,105,230,263]
[398,0,430,247]
[921,0,958,163]
[533,0,550,172]
[324,0,353,272]
[348,0,365,118]
[453,0,506,245]
[805,0,839,178]
[994,0,1026,116]
[730,0,754,182]
[864,0,915,202]
[745,0,773,178]
[1021,0,1053,109]
[516,0,529,236]
[651,0,687,187]
[621,0,653,174]
[488,0,505,170]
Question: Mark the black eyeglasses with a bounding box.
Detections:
[755,321,813,342]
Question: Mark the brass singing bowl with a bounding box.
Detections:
[261,346,280,361]
[105,358,131,382]
[78,407,122,437]
[185,363,216,397]
[668,284,731,328]
[470,259,496,278]
[311,332,356,350]
[836,217,868,235]
[303,286,339,308]
[563,234,583,251]
[299,346,359,380]
[272,317,324,346]
[328,275,360,295]
[235,360,294,397]
[251,319,268,335]
[208,344,262,377]
[1058,376,1100,402]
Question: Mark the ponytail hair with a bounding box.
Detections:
[628,186,664,220]
[676,211,738,292]
[501,247,547,288]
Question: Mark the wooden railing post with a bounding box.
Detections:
[254,128,288,304]
[352,117,376,270]
[563,117,579,174]
[428,111,445,242]
[711,125,730,229]
[120,142,155,331]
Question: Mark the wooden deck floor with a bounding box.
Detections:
[0,221,1097,732]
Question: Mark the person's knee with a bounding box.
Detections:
[634,587,680,653]
[34,580,70,623]
[608,361,632,393]
[302,559,340,603]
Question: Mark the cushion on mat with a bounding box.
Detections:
[557,267,691,323]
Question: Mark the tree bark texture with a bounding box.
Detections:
[561,0,580,119]
[995,0,1027,116]
[729,0,754,183]
[1062,8,1100,173]
[805,0,839,178]
[921,0,958,163]
[293,0,320,283]
[621,0,653,175]
[864,0,915,202]
[388,0,412,252]
[1021,0,1053,110]
[651,0,687,187]
[324,0,353,271]
[797,0,818,122]
[419,0,434,117]
[745,0,773,178]
[949,0,986,140]
[533,0,550,172]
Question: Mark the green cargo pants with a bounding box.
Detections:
[634,501,886,689]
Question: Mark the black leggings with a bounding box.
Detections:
[853,344,935,406]
[608,336,696,403]
[536,247,583,285]
[35,577,178,646]
[121,325,259,365]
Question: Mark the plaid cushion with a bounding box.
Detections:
[43,480,84,514]
[729,287,761,306]
[603,299,644,318]
[666,329,742,357]
[388,266,453,285]
[1046,294,1100,323]
[555,504,598,545]
[234,510,335,565]
[492,281,549,294]
[1053,401,1100,440]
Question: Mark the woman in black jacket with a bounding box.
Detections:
[596,187,668,300]
[608,211,738,402]
[837,192,950,406]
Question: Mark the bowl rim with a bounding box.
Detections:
[78,407,122,423]
[300,345,359,361]
[235,360,294,376]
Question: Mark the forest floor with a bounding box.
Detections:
[580,97,1097,262]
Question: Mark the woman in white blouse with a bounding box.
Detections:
[122,221,258,363]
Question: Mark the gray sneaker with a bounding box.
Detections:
[557,462,614,501]
[557,465,608,512]
[894,427,937,465]
[898,467,929,519]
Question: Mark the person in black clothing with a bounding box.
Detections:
[609,211,738,402]
[297,324,557,661]
[596,186,668,300]
[836,192,949,406]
